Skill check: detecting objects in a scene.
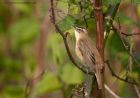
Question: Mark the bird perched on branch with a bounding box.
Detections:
[73,26,104,97]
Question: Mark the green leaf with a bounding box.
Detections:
[12,0,32,14]
[57,0,68,12]
[103,0,121,5]
[57,16,76,32]
[137,4,140,17]
[132,0,140,3]
[118,52,129,66]
[9,18,39,51]
[60,63,83,84]
[47,33,66,65]
[68,0,78,4]
[133,65,140,73]
[102,5,108,13]
[35,73,62,96]
[0,3,12,33]
[116,12,134,25]
[106,32,125,59]
[2,85,24,98]
[68,4,80,15]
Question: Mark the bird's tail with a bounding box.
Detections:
[95,69,102,89]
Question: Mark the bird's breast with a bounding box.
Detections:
[75,44,84,61]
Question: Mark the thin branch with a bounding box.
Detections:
[78,2,88,28]
[104,2,121,47]
[121,32,140,36]
[104,84,121,98]
[25,80,32,98]
[134,86,140,98]
[25,70,45,98]
[24,12,49,98]
[112,24,140,67]
[50,0,94,75]
[105,60,138,85]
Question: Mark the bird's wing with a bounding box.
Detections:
[77,39,96,69]
[78,38,103,69]
[78,38,103,89]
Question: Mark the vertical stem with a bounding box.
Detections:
[94,0,105,98]
[94,0,104,54]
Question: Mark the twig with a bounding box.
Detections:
[105,60,138,85]
[50,0,94,75]
[121,32,140,36]
[25,79,32,98]
[117,18,140,67]
[104,84,121,98]
[104,3,121,47]
[24,7,49,98]
[25,70,45,98]
[112,24,140,67]
[78,2,88,28]
[134,86,140,98]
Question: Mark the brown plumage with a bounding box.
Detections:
[74,27,104,89]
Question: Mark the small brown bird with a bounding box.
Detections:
[73,26,104,90]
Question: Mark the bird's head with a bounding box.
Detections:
[73,26,88,40]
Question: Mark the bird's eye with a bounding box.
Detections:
[77,28,83,32]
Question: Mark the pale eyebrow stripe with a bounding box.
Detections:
[77,28,84,32]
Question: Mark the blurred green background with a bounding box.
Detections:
[0,0,140,98]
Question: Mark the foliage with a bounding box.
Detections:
[0,0,140,98]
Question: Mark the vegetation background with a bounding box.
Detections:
[0,0,140,98]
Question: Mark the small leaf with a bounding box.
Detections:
[9,18,39,51]
[35,73,62,96]
[116,12,134,25]
[2,85,24,98]
[12,0,32,14]
[119,52,129,67]
[57,0,68,13]
[68,5,80,15]
[47,33,66,65]
[137,4,140,17]
[60,63,83,84]
[106,32,125,59]
[57,16,76,32]
[103,0,121,5]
